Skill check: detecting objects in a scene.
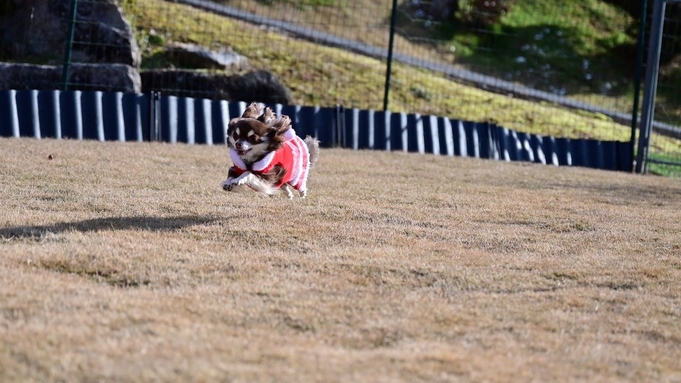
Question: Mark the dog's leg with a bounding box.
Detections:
[232,171,252,186]
[222,171,250,191]
[296,174,309,199]
[222,167,245,191]
[235,173,278,196]
[282,183,295,199]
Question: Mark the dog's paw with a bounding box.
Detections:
[220,179,234,191]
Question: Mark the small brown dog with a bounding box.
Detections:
[221,102,319,198]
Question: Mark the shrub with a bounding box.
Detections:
[458,0,516,29]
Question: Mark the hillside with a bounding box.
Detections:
[121,0,681,176]
[126,0,636,138]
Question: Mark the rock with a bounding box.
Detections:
[406,0,457,22]
[141,69,292,104]
[0,0,284,101]
[0,0,140,67]
[68,63,141,93]
[427,0,458,21]
[162,42,249,71]
[0,63,141,93]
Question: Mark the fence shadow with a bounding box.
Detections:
[0,215,221,240]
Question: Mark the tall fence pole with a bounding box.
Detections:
[629,0,648,171]
[636,0,666,174]
[383,0,398,112]
[61,0,79,91]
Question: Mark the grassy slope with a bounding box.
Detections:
[1,137,680,382]
[419,0,636,109]
[123,0,681,160]
[125,0,625,136]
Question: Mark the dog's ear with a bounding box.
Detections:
[271,115,291,136]
[241,102,266,119]
[266,115,292,150]
[257,107,276,126]
[227,118,240,133]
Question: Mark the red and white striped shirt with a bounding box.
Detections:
[229,129,310,190]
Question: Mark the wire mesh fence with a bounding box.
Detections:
[644,0,681,176]
[1,0,681,175]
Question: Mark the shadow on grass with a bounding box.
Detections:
[0,215,220,240]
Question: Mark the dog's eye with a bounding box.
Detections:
[248,135,259,144]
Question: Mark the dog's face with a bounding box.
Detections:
[227,118,274,163]
[227,103,292,164]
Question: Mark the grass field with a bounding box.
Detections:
[1,137,680,382]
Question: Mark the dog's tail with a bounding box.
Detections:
[305,136,320,168]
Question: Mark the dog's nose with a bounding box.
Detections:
[235,141,243,149]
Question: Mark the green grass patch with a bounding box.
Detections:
[648,153,681,177]
[434,0,636,101]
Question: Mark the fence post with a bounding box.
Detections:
[383,0,398,112]
[61,0,79,91]
[629,0,648,171]
[636,0,666,174]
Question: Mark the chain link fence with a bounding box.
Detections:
[1,0,681,175]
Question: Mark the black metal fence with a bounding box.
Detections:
[1,0,680,175]
[635,0,681,175]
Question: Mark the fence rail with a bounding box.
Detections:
[0,89,632,172]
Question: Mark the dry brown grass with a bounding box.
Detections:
[1,137,680,382]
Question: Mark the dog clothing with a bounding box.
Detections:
[229,129,310,191]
